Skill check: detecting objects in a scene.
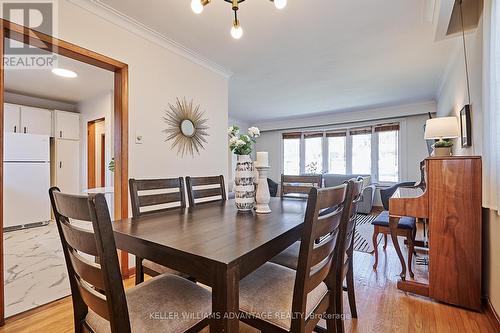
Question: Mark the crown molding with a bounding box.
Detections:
[67,0,233,79]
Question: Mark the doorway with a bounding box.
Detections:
[87,118,106,189]
[0,19,129,324]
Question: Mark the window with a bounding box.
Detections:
[327,132,346,174]
[304,133,323,174]
[351,128,371,175]
[283,133,300,175]
[376,125,399,182]
[282,122,400,182]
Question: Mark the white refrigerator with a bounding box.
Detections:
[3,133,51,230]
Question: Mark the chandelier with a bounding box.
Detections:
[190,0,287,39]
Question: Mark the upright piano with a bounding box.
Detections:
[388,156,482,311]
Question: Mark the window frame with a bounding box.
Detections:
[281,120,404,184]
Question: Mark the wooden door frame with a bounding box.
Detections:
[87,117,105,189]
[0,19,129,325]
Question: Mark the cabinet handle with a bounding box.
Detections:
[23,127,27,133]
[13,125,16,133]
[59,130,62,138]
[59,161,62,168]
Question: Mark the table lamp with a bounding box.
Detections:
[424,117,459,156]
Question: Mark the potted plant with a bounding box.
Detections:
[433,139,453,156]
[228,126,260,211]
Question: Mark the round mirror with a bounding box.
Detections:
[180,119,195,137]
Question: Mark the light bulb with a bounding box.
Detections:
[231,21,243,39]
[191,0,204,14]
[274,0,287,10]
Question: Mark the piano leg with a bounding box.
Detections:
[389,216,407,280]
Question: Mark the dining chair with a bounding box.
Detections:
[238,181,354,333]
[129,177,187,285]
[48,187,211,333]
[185,175,226,206]
[269,178,364,330]
[281,174,323,198]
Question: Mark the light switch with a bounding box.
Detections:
[135,132,144,144]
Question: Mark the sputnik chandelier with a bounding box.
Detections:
[190,0,287,39]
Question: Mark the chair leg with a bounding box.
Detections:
[346,257,357,318]
[383,234,388,250]
[326,293,337,333]
[334,286,345,333]
[372,231,379,270]
[135,256,144,285]
[407,233,415,279]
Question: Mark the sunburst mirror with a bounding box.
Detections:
[163,98,209,157]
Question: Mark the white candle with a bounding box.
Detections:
[256,152,269,167]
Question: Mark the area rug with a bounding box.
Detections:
[353,213,383,253]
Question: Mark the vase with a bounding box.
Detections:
[234,154,255,211]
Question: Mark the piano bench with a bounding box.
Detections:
[371,210,417,278]
[371,211,416,229]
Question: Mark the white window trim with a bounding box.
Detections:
[281,118,407,183]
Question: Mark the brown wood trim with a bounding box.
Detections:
[87,121,96,189]
[0,19,129,325]
[101,134,105,186]
[397,280,430,297]
[114,66,129,273]
[484,298,500,332]
[0,23,5,327]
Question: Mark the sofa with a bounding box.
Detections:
[322,174,376,214]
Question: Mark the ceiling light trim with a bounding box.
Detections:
[68,0,233,79]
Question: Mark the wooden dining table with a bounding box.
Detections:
[113,197,307,333]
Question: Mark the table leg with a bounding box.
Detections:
[389,216,407,280]
[211,265,239,333]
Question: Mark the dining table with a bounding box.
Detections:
[113,197,307,333]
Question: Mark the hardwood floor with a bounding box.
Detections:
[0,240,496,333]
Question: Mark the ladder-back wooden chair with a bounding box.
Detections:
[238,182,354,332]
[186,175,226,206]
[281,174,323,198]
[129,177,187,284]
[48,187,211,333]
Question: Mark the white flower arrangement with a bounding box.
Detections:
[228,125,260,155]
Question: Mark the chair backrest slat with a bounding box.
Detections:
[340,178,364,267]
[60,221,98,256]
[281,174,323,198]
[49,187,131,333]
[290,182,353,331]
[186,175,226,206]
[76,279,110,320]
[67,248,105,291]
[129,178,186,217]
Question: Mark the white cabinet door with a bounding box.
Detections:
[4,104,20,133]
[20,106,52,136]
[55,139,80,194]
[55,110,80,140]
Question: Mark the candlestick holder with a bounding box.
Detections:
[255,165,271,214]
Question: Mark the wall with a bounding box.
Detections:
[78,91,114,192]
[58,0,229,194]
[436,8,500,314]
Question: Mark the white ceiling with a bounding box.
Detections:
[100,0,457,122]
[4,48,114,105]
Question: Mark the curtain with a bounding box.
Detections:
[483,0,500,212]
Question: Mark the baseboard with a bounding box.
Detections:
[484,298,500,331]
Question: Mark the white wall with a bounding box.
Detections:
[78,91,114,192]
[58,0,229,195]
[437,8,500,314]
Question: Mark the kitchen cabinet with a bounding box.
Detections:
[54,110,80,140]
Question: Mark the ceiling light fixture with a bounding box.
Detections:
[191,0,286,39]
[51,68,78,78]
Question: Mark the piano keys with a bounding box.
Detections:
[388,156,482,311]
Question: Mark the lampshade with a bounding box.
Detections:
[424,117,459,140]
